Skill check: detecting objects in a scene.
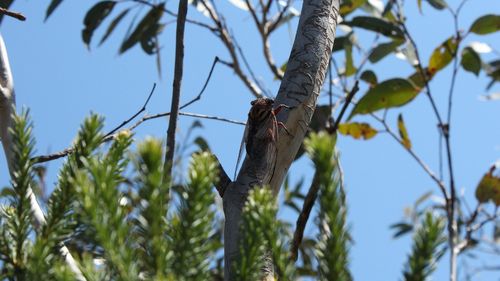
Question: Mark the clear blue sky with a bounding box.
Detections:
[1,0,499,280]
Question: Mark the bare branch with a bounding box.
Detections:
[105,83,156,138]
[164,0,189,181]
[33,110,245,164]
[200,0,263,97]
[180,57,220,110]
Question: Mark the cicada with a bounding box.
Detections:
[234,98,290,183]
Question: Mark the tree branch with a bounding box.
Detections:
[164,0,188,182]
[200,0,263,97]
[223,1,341,279]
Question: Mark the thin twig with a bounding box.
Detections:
[400,19,459,281]
[199,0,262,97]
[32,110,245,164]
[290,81,359,262]
[0,7,26,21]
[290,171,320,261]
[164,0,189,181]
[180,57,220,110]
[331,81,359,133]
[245,0,284,80]
[371,113,449,199]
[105,83,156,138]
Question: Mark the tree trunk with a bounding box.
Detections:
[223,0,340,279]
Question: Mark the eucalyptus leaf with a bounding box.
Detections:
[461,47,481,76]
[426,0,447,10]
[360,70,378,87]
[338,122,377,140]
[428,36,458,76]
[349,78,419,118]
[343,16,404,39]
[469,14,500,35]
[82,1,117,47]
[120,4,164,54]
[340,0,366,16]
[397,113,411,149]
[99,8,130,46]
[369,39,404,63]
[46,0,64,21]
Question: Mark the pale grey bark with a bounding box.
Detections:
[223,1,340,279]
[0,33,85,281]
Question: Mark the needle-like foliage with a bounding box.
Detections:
[0,110,36,280]
[73,131,138,281]
[169,152,219,280]
[305,132,352,281]
[403,212,446,281]
[235,187,294,280]
[133,137,171,279]
[28,114,105,280]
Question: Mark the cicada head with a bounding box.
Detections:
[248,98,274,123]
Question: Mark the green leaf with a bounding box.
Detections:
[475,166,500,205]
[417,0,422,13]
[390,222,414,238]
[407,69,430,90]
[338,122,377,140]
[349,78,419,118]
[360,70,378,87]
[369,39,404,63]
[340,0,366,16]
[120,4,164,54]
[99,8,130,46]
[82,1,116,47]
[428,36,458,76]
[461,47,481,76]
[397,114,411,149]
[344,42,356,76]
[426,0,447,10]
[469,14,500,35]
[343,16,405,39]
[140,23,164,55]
[45,0,64,21]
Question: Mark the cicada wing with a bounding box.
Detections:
[234,120,249,180]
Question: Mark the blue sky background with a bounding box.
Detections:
[1,0,499,280]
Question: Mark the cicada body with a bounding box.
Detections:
[234,98,289,184]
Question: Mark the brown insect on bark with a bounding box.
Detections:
[234,98,290,184]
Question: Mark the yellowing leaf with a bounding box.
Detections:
[349,78,419,119]
[340,0,367,16]
[397,114,412,149]
[338,122,377,140]
[475,167,500,205]
[428,36,458,76]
